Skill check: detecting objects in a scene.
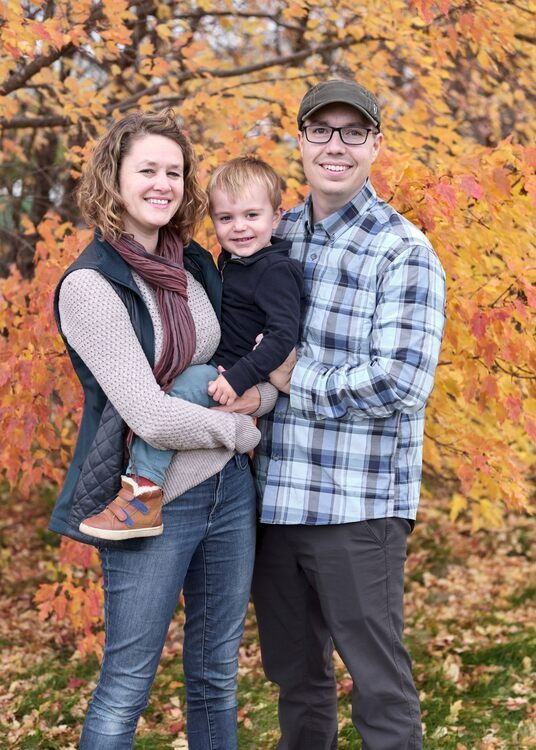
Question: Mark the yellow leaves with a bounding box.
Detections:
[450,494,467,522]
[139,39,154,58]
[471,500,505,531]
[282,1,309,21]
[155,23,172,41]
[446,699,463,724]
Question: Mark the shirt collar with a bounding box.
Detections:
[303,179,377,239]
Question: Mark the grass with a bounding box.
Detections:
[3,624,534,749]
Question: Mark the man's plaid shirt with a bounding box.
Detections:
[254,181,446,524]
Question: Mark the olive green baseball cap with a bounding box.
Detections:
[297,79,381,130]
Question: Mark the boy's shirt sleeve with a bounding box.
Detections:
[221,258,304,396]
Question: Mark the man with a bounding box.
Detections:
[252,80,446,749]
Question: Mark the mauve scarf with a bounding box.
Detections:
[110,226,196,392]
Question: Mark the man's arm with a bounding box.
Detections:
[289,245,446,421]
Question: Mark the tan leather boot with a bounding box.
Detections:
[79,476,163,541]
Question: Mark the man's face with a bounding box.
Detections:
[298,103,382,218]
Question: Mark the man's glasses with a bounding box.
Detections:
[302,125,378,146]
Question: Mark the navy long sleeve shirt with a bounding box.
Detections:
[214,239,304,396]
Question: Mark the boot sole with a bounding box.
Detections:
[79,522,164,541]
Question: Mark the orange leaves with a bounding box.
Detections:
[59,538,100,569]
[35,538,104,659]
[0,213,83,489]
[0,0,532,657]
[408,139,535,525]
[35,572,105,657]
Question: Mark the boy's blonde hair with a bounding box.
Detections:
[207,157,282,211]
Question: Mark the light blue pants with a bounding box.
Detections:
[127,363,219,485]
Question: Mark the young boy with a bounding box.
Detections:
[79,157,304,540]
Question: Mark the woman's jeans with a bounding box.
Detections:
[79,454,256,750]
[128,363,219,486]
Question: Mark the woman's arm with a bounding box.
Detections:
[58,269,259,454]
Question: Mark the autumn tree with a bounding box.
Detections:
[0,0,534,653]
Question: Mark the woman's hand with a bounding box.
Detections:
[268,348,297,394]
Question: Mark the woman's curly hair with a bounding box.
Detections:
[77,109,207,244]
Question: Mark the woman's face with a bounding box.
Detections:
[118,133,184,248]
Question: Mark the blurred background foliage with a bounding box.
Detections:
[0,0,534,636]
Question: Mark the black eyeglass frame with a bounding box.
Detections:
[301,125,380,146]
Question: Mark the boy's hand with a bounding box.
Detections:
[208,369,238,406]
[211,385,261,414]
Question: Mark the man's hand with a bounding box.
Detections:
[208,369,238,406]
[211,385,261,414]
[269,348,297,394]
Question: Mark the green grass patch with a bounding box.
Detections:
[411,630,535,748]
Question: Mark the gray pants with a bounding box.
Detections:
[251,517,422,750]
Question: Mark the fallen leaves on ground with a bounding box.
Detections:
[0,491,533,748]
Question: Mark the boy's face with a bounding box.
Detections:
[210,183,282,257]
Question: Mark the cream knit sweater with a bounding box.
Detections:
[58,268,277,503]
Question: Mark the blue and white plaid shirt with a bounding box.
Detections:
[254,180,446,524]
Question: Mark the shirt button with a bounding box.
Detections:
[272,454,280,461]
[310,253,317,260]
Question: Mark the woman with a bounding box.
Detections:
[49,109,276,749]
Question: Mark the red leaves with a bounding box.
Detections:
[337,677,353,696]
[456,464,474,494]
[460,175,484,200]
[410,0,430,23]
[504,395,523,423]
[409,0,443,24]
[470,312,489,338]
[67,677,87,689]
[35,536,104,659]
[521,283,536,309]
[524,417,536,442]
[435,183,458,212]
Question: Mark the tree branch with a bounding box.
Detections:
[515,33,535,44]
[0,35,359,130]
[176,10,302,32]
[0,44,75,96]
[0,5,104,96]
[114,36,357,114]
[0,114,72,130]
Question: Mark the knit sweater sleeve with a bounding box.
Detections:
[58,269,260,454]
